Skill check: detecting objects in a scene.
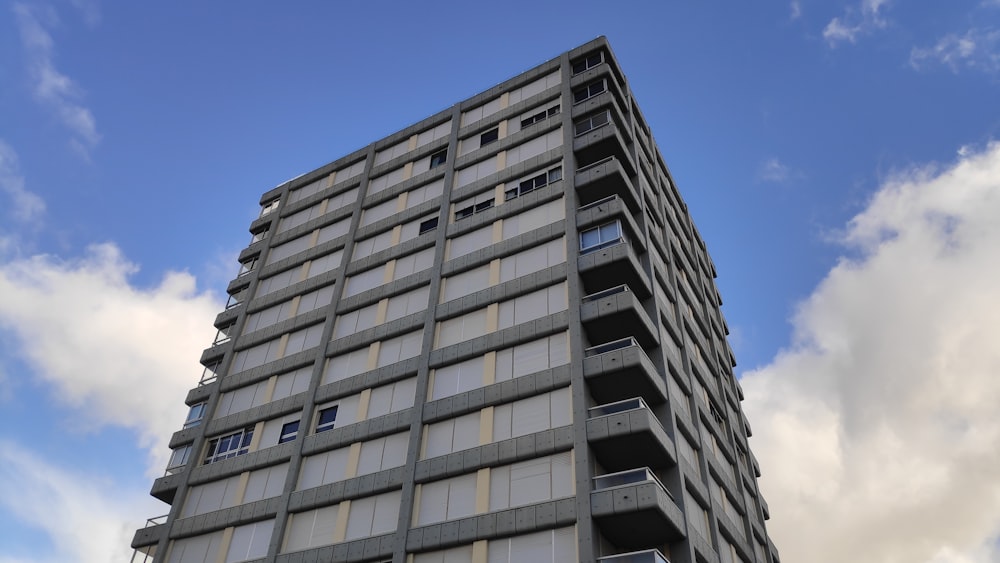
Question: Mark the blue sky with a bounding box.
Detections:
[1,1,999,562]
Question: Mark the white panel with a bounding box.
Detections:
[389,377,417,412]
[511,394,549,438]
[501,198,565,239]
[168,530,224,563]
[407,179,445,208]
[346,491,400,540]
[436,308,488,348]
[509,529,553,562]
[375,138,409,166]
[550,387,572,427]
[324,347,370,384]
[360,198,398,227]
[382,432,408,469]
[488,465,510,511]
[316,217,350,244]
[306,248,344,279]
[334,302,378,339]
[513,338,547,378]
[371,490,401,535]
[553,527,576,561]
[226,519,274,563]
[299,447,350,490]
[244,463,288,503]
[385,285,430,322]
[431,355,485,400]
[277,201,323,233]
[284,505,338,552]
[424,419,456,459]
[266,233,312,265]
[415,545,474,563]
[441,264,490,302]
[287,178,324,205]
[326,186,359,215]
[494,347,513,383]
[492,403,512,442]
[377,330,423,366]
[448,225,492,260]
[549,332,569,368]
[352,229,393,260]
[417,480,449,525]
[392,247,435,279]
[509,457,551,508]
[344,266,385,297]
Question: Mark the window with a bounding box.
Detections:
[579,220,624,254]
[572,52,604,74]
[237,256,258,277]
[316,406,338,433]
[250,228,268,244]
[204,427,254,464]
[520,105,560,129]
[259,198,280,217]
[573,80,606,104]
[166,445,192,473]
[278,420,300,443]
[454,191,495,221]
[480,128,499,147]
[419,217,439,234]
[183,403,207,429]
[430,149,448,169]
[504,167,562,201]
[574,110,610,136]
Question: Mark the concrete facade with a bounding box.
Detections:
[132,37,779,563]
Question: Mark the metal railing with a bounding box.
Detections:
[582,284,629,303]
[584,336,638,357]
[597,549,670,563]
[578,194,620,213]
[593,467,670,498]
[588,397,647,418]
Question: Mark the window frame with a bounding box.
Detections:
[504,166,563,201]
[572,80,607,104]
[183,403,207,429]
[574,110,611,136]
[418,217,439,234]
[204,426,254,465]
[429,149,448,169]
[316,405,339,433]
[278,420,300,444]
[479,128,499,147]
[579,220,625,254]
[519,105,560,129]
[572,52,604,75]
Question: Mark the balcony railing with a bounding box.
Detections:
[198,362,220,386]
[577,155,615,175]
[578,194,620,213]
[593,467,671,499]
[582,284,629,303]
[597,549,670,563]
[585,336,638,357]
[588,397,647,418]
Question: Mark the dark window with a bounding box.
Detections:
[183,403,206,429]
[419,217,439,234]
[572,53,604,74]
[480,128,499,147]
[573,81,606,104]
[474,200,494,213]
[278,420,300,443]
[505,166,562,201]
[455,206,474,220]
[574,111,611,136]
[316,406,338,433]
[520,105,560,129]
[204,427,254,464]
[430,149,448,169]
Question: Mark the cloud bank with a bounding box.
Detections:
[910,28,1000,75]
[823,0,891,46]
[12,3,101,155]
[742,142,1000,562]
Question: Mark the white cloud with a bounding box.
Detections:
[910,28,1000,75]
[12,3,101,154]
[0,140,45,222]
[742,142,1000,562]
[0,440,155,563]
[0,243,221,473]
[68,0,101,27]
[758,157,793,183]
[823,0,891,46]
[790,0,802,20]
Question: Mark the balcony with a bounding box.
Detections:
[575,157,640,213]
[584,338,667,405]
[587,398,675,471]
[574,119,635,178]
[578,240,651,300]
[130,514,166,558]
[581,285,658,348]
[591,468,686,548]
[149,470,184,504]
[598,549,671,563]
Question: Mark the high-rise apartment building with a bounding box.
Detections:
[131,37,778,563]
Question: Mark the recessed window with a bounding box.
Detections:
[580,220,624,254]
[166,445,192,474]
[574,111,611,136]
[316,406,339,433]
[419,217,439,234]
[204,427,254,464]
[250,228,269,244]
[278,420,300,443]
[430,149,448,169]
[455,206,474,220]
[572,52,604,75]
[259,199,280,217]
[238,256,258,277]
[183,403,206,429]
[573,80,606,104]
[520,105,560,129]
[505,166,563,201]
[480,128,499,147]
[474,200,494,213]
